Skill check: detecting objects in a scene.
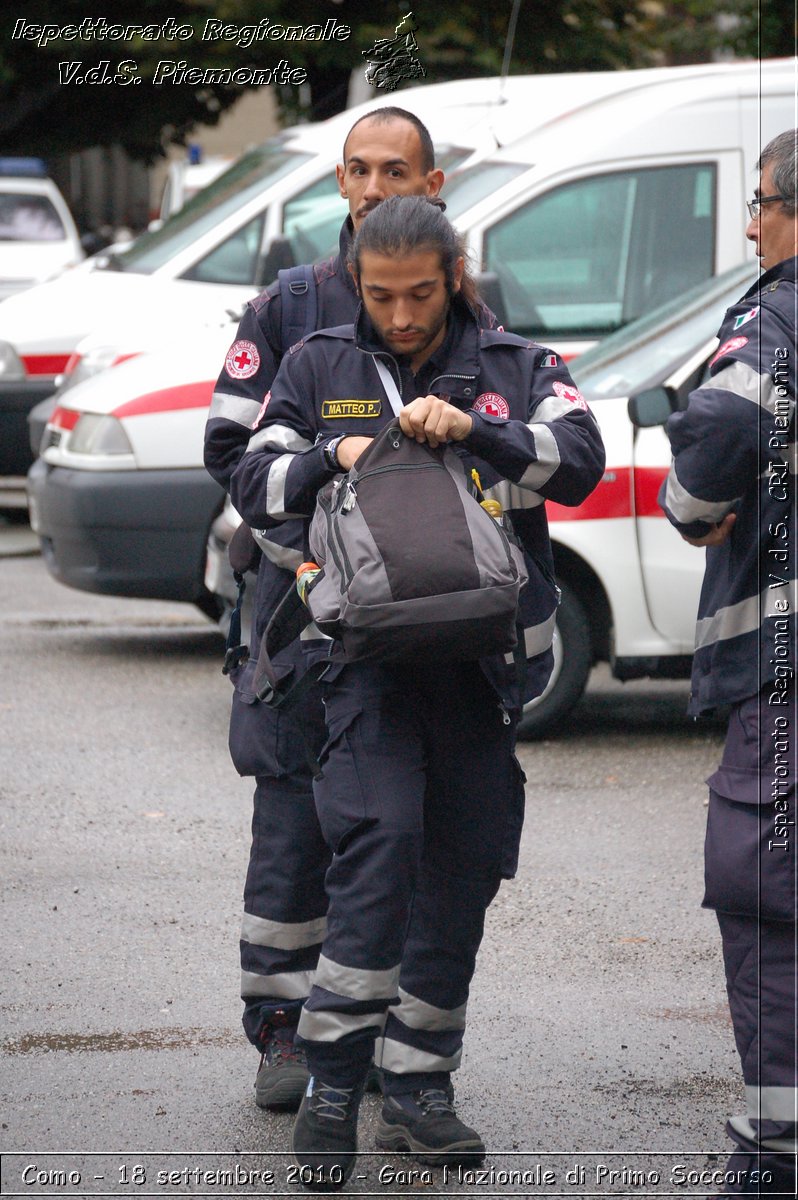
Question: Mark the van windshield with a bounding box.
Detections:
[102,141,312,275]
[443,161,527,219]
[573,261,757,399]
[0,193,66,241]
[279,153,527,267]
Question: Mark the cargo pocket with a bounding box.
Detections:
[313,706,374,855]
[227,657,304,779]
[703,777,796,922]
[703,695,796,923]
[500,754,528,880]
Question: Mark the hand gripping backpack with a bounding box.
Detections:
[302,423,528,663]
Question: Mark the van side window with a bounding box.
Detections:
[282,176,342,264]
[483,163,716,341]
[181,212,266,285]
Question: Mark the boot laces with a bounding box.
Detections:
[416,1087,455,1115]
[261,1035,304,1070]
[310,1081,356,1121]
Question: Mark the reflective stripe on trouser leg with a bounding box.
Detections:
[717,912,797,1153]
[379,669,521,1088]
[241,772,330,1045]
[297,659,524,1086]
[377,864,502,1084]
[297,661,431,1084]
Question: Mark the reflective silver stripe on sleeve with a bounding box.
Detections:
[251,531,304,572]
[209,390,263,426]
[240,913,327,951]
[313,953,399,1001]
[265,454,307,521]
[246,423,313,454]
[744,1084,798,1122]
[729,1115,797,1154]
[530,395,581,423]
[504,612,557,663]
[297,1007,388,1043]
[664,466,740,526]
[705,359,781,415]
[388,987,467,1032]
[483,479,545,511]
[694,578,797,651]
[519,424,560,491]
[241,968,314,1002]
[375,1037,461,1074]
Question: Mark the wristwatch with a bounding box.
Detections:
[323,436,345,471]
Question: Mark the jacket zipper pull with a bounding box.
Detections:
[498,703,512,726]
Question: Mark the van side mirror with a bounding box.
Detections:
[256,236,295,287]
[475,271,509,330]
[628,385,677,428]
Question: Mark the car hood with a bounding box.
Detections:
[55,322,234,416]
[0,267,256,357]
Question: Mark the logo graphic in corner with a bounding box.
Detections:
[553,380,588,411]
[225,340,260,380]
[710,336,748,367]
[733,306,759,330]
[362,12,426,92]
[474,392,510,419]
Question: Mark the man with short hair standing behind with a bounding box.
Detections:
[660,130,797,1197]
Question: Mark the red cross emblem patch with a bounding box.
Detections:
[225,340,260,380]
[553,380,588,410]
[473,392,510,419]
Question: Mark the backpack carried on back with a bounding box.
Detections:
[223,265,319,672]
[301,423,528,664]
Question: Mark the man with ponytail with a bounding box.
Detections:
[231,194,605,1190]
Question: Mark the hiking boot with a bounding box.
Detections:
[364,1064,383,1093]
[255,1026,309,1112]
[375,1084,485,1165]
[291,1077,362,1191]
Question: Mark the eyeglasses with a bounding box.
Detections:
[747,194,786,219]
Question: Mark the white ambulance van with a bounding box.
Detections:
[455,56,794,358]
[25,60,795,729]
[0,73,549,481]
[6,58,792,480]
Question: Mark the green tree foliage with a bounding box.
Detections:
[1,0,792,162]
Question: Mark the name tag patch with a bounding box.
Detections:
[322,399,382,419]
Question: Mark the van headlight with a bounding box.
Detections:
[68,413,133,455]
[0,340,25,380]
[58,346,138,395]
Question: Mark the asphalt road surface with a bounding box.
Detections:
[1,525,740,1198]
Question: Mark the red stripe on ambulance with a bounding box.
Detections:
[21,354,71,376]
[113,381,214,419]
[547,466,668,521]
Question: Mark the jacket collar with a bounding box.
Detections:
[743,253,798,301]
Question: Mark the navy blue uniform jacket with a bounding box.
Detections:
[230,295,606,706]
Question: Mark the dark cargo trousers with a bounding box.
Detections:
[229,643,330,1047]
[295,658,526,1094]
[703,692,796,1194]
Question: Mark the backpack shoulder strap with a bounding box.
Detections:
[278,263,318,353]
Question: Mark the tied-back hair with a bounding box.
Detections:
[758,129,798,216]
[349,195,477,310]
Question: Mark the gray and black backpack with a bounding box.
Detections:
[302,423,527,663]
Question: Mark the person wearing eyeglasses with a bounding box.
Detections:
[660,130,796,1197]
